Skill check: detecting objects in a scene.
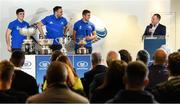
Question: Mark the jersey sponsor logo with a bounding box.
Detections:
[78,26,82,30]
[88,26,92,29]
[16,26,20,30]
[49,21,53,24]
[61,22,64,25]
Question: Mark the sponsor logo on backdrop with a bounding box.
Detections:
[39,61,50,70]
[76,61,89,70]
[22,61,32,70]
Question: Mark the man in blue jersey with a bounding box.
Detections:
[73,9,96,54]
[37,6,68,51]
[6,8,29,52]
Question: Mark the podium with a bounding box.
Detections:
[144,35,166,60]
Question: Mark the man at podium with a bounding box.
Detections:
[143,14,166,36]
[143,14,166,60]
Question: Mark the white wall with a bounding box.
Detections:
[0,0,173,61]
[171,0,180,51]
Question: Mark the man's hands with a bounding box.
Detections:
[7,45,12,52]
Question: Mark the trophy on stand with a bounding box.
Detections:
[20,27,36,54]
[55,37,69,55]
[76,38,89,54]
[38,39,53,55]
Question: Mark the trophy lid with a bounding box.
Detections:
[38,39,54,46]
[19,27,36,36]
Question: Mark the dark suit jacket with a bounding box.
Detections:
[143,23,166,36]
[11,70,39,97]
[84,65,107,88]
[147,64,169,89]
[108,90,157,103]
[0,89,28,103]
[83,65,107,98]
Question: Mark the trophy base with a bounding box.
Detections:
[76,47,89,54]
[21,42,35,55]
[39,48,52,55]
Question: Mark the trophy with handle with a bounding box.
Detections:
[19,26,36,54]
[55,37,69,55]
[76,38,89,54]
[38,39,53,54]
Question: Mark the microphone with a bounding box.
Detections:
[149,23,153,28]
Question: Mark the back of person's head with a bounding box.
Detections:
[178,49,180,52]
[106,51,120,67]
[10,50,25,67]
[168,52,180,76]
[125,61,149,88]
[56,55,73,70]
[153,48,167,65]
[56,55,77,77]
[0,60,14,82]
[50,50,63,62]
[91,52,102,65]
[102,60,127,89]
[46,61,67,86]
[136,50,150,65]
[119,49,132,63]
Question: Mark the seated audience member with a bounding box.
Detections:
[27,61,89,103]
[108,61,157,103]
[42,50,63,91]
[57,55,85,96]
[90,60,127,103]
[147,49,169,90]
[152,52,180,103]
[50,50,63,62]
[119,49,132,63]
[178,49,180,52]
[10,50,38,96]
[136,50,150,65]
[43,55,85,96]
[0,60,28,103]
[83,52,107,97]
[89,51,120,96]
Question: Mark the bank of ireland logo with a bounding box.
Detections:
[22,61,32,70]
[24,61,32,67]
[76,61,89,70]
[39,61,50,70]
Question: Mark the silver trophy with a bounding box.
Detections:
[38,39,53,54]
[76,38,89,54]
[20,27,36,54]
[55,37,69,55]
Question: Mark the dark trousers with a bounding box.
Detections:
[12,48,21,52]
[50,44,62,52]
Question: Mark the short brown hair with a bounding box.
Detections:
[168,52,180,76]
[126,61,148,87]
[82,9,90,15]
[0,60,14,81]
[46,61,67,86]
